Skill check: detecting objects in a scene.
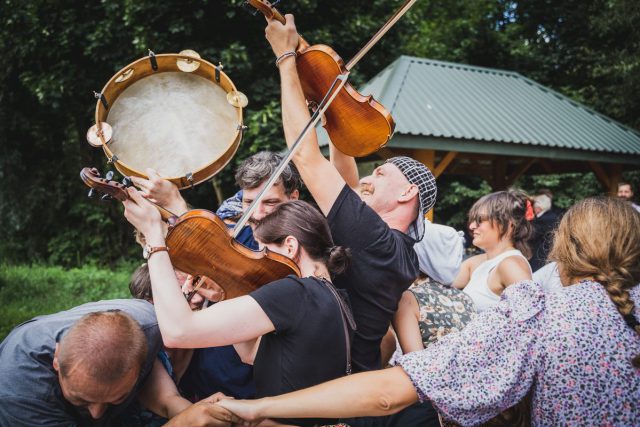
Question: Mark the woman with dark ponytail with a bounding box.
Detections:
[452,190,534,312]
[123,197,354,426]
[216,196,640,425]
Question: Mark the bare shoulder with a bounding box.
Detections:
[452,254,485,289]
[497,255,532,287]
[464,254,487,272]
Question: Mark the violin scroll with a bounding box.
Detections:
[245,0,286,23]
[244,0,397,157]
[80,167,128,202]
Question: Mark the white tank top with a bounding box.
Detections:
[463,249,530,312]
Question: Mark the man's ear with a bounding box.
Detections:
[290,189,300,201]
[53,343,60,372]
[398,184,419,204]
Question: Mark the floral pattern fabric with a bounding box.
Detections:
[409,277,476,347]
[398,280,640,426]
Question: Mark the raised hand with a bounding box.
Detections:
[182,275,226,308]
[122,187,165,243]
[130,168,189,215]
[264,14,299,59]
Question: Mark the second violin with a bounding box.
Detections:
[247,0,403,158]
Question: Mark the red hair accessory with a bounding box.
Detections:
[525,199,535,221]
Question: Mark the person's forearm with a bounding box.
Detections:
[278,59,323,172]
[255,367,418,419]
[330,142,360,189]
[148,394,191,419]
[145,230,196,346]
[164,396,193,419]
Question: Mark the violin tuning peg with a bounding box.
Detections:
[88,188,96,198]
[105,170,114,181]
[241,2,258,16]
[101,194,113,202]
[122,176,133,188]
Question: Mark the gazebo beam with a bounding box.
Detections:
[506,158,537,186]
[434,151,458,178]
[608,164,622,196]
[589,161,611,190]
[491,158,508,190]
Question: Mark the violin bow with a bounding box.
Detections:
[345,0,417,71]
[233,72,350,235]
[233,0,417,234]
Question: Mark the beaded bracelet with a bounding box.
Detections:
[275,50,297,67]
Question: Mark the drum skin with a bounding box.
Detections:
[94,53,243,189]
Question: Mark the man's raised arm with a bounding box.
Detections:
[265,15,345,216]
[330,141,360,190]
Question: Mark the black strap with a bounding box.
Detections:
[314,277,356,375]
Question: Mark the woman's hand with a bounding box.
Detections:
[122,186,164,242]
[216,399,264,425]
[181,275,226,310]
[130,168,189,216]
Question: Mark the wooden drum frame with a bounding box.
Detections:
[88,51,246,189]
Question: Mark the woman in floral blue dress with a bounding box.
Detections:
[219,197,640,426]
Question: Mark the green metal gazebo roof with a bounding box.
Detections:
[318,55,640,165]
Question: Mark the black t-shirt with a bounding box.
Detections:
[250,276,352,426]
[328,185,420,372]
[0,299,161,427]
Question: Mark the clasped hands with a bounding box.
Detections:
[167,393,264,427]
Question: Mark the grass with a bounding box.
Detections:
[0,263,138,340]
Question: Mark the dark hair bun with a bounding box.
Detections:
[327,246,351,276]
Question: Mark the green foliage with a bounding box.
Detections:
[0,263,135,340]
[434,176,493,229]
[516,172,604,209]
[1,0,638,266]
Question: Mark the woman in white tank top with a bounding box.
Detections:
[453,190,534,312]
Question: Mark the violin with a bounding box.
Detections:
[80,167,300,300]
[246,0,412,158]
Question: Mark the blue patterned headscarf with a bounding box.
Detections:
[216,190,243,220]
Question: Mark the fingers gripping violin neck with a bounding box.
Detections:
[246,0,417,157]
[80,167,300,299]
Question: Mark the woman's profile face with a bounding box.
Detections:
[469,212,501,250]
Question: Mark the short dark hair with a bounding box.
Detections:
[618,181,633,189]
[254,200,351,277]
[235,151,301,195]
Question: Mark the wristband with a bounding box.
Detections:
[275,51,297,67]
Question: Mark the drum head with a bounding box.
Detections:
[106,72,238,180]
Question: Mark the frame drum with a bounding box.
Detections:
[89,52,245,189]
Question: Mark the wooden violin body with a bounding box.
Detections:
[80,167,300,299]
[295,44,395,158]
[248,0,395,157]
[166,209,300,300]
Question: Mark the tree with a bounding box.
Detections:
[1,0,637,265]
